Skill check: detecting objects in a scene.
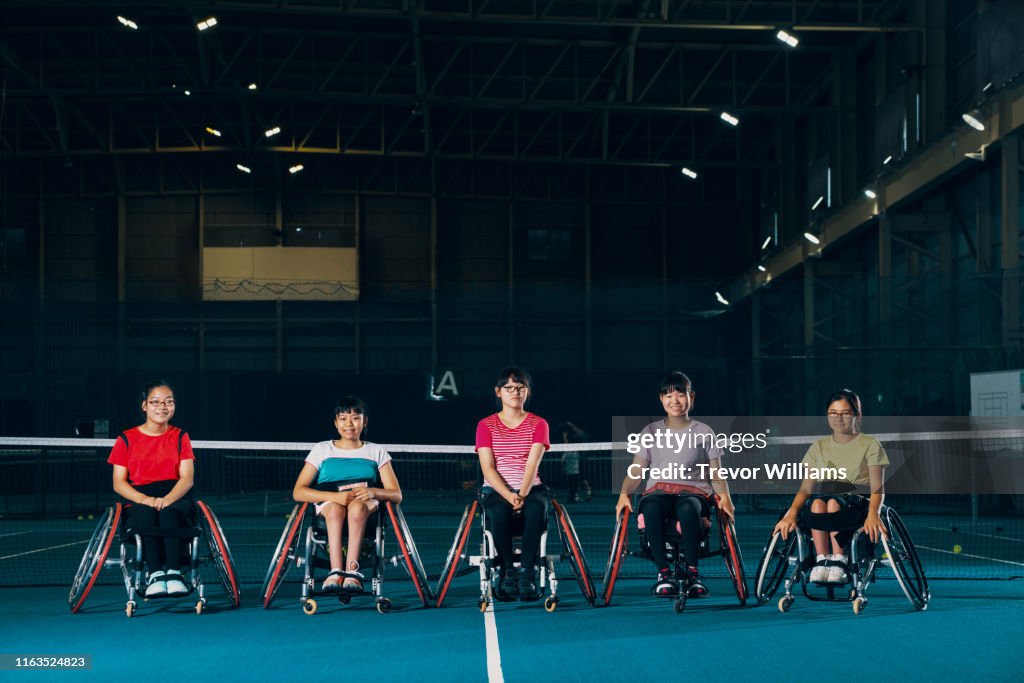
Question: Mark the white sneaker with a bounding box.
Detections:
[145,571,167,597]
[164,569,189,596]
[826,555,849,584]
[809,558,829,583]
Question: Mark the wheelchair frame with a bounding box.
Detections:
[600,490,749,613]
[261,501,432,615]
[754,504,930,614]
[68,500,240,617]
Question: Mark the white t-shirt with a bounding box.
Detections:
[304,440,392,484]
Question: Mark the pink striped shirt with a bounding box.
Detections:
[475,413,550,490]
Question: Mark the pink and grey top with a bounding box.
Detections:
[475,413,550,490]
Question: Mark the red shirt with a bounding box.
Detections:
[107,427,194,486]
[475,413,550,490]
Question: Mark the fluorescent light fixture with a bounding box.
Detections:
[761,235,772,250]
[235,164,251,174]
[248,83,258,90]
[720,112,739,126]
[757,265,767,272]
[265,126,281,138]
[882,155,892,165]
[983,82,993,92]
[184,90,191,96]
[715,291,730,306]
[197,17,218,31]
[962,109,985,131]
[116,16,139,30]
[205,127,221,137]
[864,189,877,199]
[288,164,304,174]
[803,232,821,245]
[811,195,824,211]
[295,227,303,233]
[775,30,798,47]
[681,167,697,179]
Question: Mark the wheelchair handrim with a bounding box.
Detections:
[69,504,121,613]
[436,500,477,607]
[197,501,240,608]
[262,502,306,608]
[601,509,630,606]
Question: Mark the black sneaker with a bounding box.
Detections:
[685,567,709,598]
[494,569,515,601]
[517,568,541,601]
[653,568,677,596]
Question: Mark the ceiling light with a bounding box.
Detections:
[811,195,824,211]
[775,30,798,47]
[761,235,772,250]
[681,167,697,179]
[116,16,139,30]
[197,17,218,31]
[962,109,985,131]
[757,265,767,272]
[720,112,739,126]
[288,164,304,174]
[205,127,221,137]
[882,155,892,165]
[864,189,877,199]
[982,82,993,92]
[804,232,820,245]
[715,291,730,306]
[248,83,258,90]
[265,126,281,138]
[236,164,251,174]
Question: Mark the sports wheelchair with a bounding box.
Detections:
[600,488,749,613]
[69,500,240,617]
[261,501,432,614]
[434,492,596,612]
[754,502,929,614]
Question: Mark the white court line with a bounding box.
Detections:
[0,539,87,561]
[0,531,32,538]
[917,545,1024,567]
[483,600,504,683]
[922,526,1024,543]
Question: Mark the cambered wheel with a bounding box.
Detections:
[69,504,122,614]
[196,500,241,609]
[601,508,630,607]
[435,500,478,608]
[881,508,930,611]
[552,500,596,605]
[386,502,433,607]
[261,503,307,609]
[718,514,749,605]
[755,531,796,604]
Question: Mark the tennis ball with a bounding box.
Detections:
[953,544,962,554]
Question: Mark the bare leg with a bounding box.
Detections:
[344,500,372,587]
[321,502,347,578]
[810,498,830,556]
[827,498,844,555]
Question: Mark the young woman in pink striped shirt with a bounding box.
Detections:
[475,367,551,601]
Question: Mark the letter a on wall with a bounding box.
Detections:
[428,370,460,400]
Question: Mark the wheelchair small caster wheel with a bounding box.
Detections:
[338,593,351,605]
[376,599,393,614]
[195,600,205,615]
[303,599,318,615]
[543,597,558,612]
[849,588,858,600]
[125,602,135,618]
[673,597,687,614]
[478,598,489,613]
[778,596,793,613]
[852,597,866,615]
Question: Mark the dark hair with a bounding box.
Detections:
[494,367,532,390]
[825,389,862,416]
[658,371,692,395]
[140,380,174,403]
[334,396,368,418]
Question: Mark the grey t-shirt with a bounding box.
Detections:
[636,419,724,495]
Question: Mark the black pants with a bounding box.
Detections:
[124,481,195,572]
[482,486,549,572]
[639,493,709,571]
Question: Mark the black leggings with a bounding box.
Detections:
[483,486,549,572]
[124,481,195,572]
[639,493,709,571]
[800,495,869,550]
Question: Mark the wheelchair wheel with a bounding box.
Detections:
[262,502,308,608]
[435,500,478,608]
[552,500,596,606]
[880,508,930,611]
[717,514,748,605]
[385,502,434,607]
[755,531,796,603]
[196,500,241,608]
[69,504,122,614]
[600,508,630,606]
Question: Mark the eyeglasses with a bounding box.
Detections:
[147,399,175,408]
[501,385,528,394]
[827,411,854,419]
